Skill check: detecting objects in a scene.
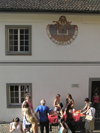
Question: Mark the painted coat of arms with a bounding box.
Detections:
[46,16,78,45]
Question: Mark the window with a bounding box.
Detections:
[6,83,32,108]
[5,25,32,55]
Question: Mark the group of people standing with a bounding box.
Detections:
[9,92,97,133]
[9,94,52,133]
[10,94,38,133]
[53,94,96,133]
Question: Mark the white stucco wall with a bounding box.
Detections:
[0,13,100,61]
[0,12,100,121]
[0,64,100,121]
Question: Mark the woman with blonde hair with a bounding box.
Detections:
[24,108,38,133]
[54,94,61,111]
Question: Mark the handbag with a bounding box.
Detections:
[85,115,93,121]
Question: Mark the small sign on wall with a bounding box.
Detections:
[72,84,79,88]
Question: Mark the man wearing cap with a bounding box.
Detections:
[35,99,51,133]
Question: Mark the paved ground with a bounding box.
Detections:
[0,123,58,133]
[0,118,100,133]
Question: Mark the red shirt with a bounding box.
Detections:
[93,96,99,103]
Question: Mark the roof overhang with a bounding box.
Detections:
[0,9,100,14]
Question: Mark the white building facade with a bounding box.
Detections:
[0,12,100,121]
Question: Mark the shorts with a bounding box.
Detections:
[85,120,95,130]
[26,124,32,129]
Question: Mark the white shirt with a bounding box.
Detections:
[89,107,95,119]
[23,112,31,130]
[10,122,22,133]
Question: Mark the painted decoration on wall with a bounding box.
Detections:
[46,16,78,45]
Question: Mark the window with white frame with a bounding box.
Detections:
[6,83,32,108]
[5,25,32,55]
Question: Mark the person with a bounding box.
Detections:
[58,107,65,130]
[81,98,91,114]
[35,99,52,133]
[22,102,32,133]
[22,95,34,115]
[9,117,23,133]
[54,94,61,111]
[24,108,38,133]
[25,91,30,97]
[59,121,68,133]
[65,94,75,133]
[66,108,75,133]
[59,108,65,121]
[93,87,99,95]
[22,101,29,118]
[58,102,64,110]
[93,92,100,116]
[65,93,74,110]
[85,103,95,133]
[57,102,64,116]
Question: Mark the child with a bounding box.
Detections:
[59,108,65,121]
[58,108,66,130]
[59,121,68,133]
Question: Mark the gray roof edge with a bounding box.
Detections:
[0,9,100,14]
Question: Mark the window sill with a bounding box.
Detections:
[7,105,21,108]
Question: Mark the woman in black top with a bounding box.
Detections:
[65,93,74,110]
[65,94,75,133]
